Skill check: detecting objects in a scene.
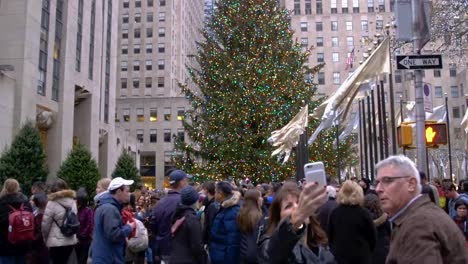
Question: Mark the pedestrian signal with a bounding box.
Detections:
[397,125,413,147]
[425,123,447,145]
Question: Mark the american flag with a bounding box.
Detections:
[346,48,355,69]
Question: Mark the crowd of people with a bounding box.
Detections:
[0,155,467,264]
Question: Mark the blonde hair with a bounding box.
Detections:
[337,180,364,206]
[97,178,111,191]
[1,178,20,196]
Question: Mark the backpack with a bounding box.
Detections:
[127,219,148,253]
[54,203,80,237]
[7,204,35,243]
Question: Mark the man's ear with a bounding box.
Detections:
[408,177,418,192]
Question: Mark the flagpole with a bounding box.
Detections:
[380,80,389,158]
[376,84,385,159]
[361,99,369,179]
[445,96,453,180]
[359,101,365,178]
[371,89,379,163]
[367,95,375,181]
[385,24,398,155]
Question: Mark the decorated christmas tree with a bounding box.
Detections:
[174,0,353,183]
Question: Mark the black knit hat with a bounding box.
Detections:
[180,186,199,206]
[216,181,233,196]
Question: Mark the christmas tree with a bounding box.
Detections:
[0,121,48,195]
[57,144,100,199]
[174,0,352,183]
[112,151,141,191]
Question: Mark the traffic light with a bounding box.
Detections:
[397,124,413,147]
[425,123,447,145]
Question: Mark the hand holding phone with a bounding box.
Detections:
[304,162,327,187]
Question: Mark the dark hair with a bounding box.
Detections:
[33,192,48,210]
[32,181,45,192]
[364,193,383,217]
[419,171,427,181]
[109,185,125,195]
[442,182,456,192]
[129,193,136,211]
[272,182,282,193]
[216,181,233,196]
[237,189,262,234]
[455,199,467,210]
[76,187,89,207]
[47,178,69,193]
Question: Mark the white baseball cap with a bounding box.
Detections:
[108,177,134,191]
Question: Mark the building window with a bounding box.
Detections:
[134,28,141,38]
[318,72,325,85]
[376,20,384,30]
[123,109,130,122]
[123,0,129,8]
[368,0,374,13]
[378,0,385,12]
[346,21,352,31]
[121,78,127,89]
[293,0,300,15]
[121,61,128,71]
[158,43,165,53]
[104,0,112,123]
[433,69,441,77]
[146,60,152,70]
[134,44,140,54]
[453,106,460,118]
[353,0,359,13]
[331,0,337,13]
[177,128,185,142]
[146,28,153,38]
[342,0,348,13]
[145,77,152,88]
[122,14,129,23]
[137,129,144,143]
[177,107,185,120]
[300,22,308,32]
[305,0,312,14]
[317,53,324,63]
[158,27,165,37]
[332,52,339,62]
[148,0,153,7]
[361,20,368,31]
[346,36,354,47]
[301,37,308,47]
[434,86,442,98]
[146,43,152,53]
[316,22,323,31]
[316,37,323,47]
[133,60,140,71]
[52,0,64,101]
[333,72,340,84]
[158,77,164,88]
[75,0,83,72]
[122,29,128,39]
[159,12,165,21]
[395,71,402,83]
[132,78,140,89]
[449,64,457,77]
[316,0,323,14]
[451,86,459,98]
[331,21,338,31]
[147,12,153,22]
[332,37,339,47]
[164,129,171,142]
[150,108,157,121]
[38,0,50,95]
[137,108,144,122]
[122,44,128,55]
[150,129,157,143]
[160,0,166,6]
[135,0,141,8]
[135,12,141,23]
[158,59,165,70]
[164,108,171,121]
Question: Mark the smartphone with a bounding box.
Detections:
[304,162,327,187]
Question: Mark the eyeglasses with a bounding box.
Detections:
[376,176,411,187]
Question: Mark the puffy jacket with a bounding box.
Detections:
[91,192,132,264]
[209,191,241,264]
[0,192,32,256]
[77,206,94,245]
[258,218,335,264]
[170,204,205,264]
[41,190,78,247]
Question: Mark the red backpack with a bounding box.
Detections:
[7,204,35,243]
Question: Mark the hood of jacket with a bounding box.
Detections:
[93,191,108,205]
[96,191,123,211]
[48,189,75,201]
[221,191,241,209]
[373,212,388,226]
[172,203,196,222]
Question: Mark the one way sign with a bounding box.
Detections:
[396,55,443,70]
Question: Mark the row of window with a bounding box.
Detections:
[120,107,185,123]
[122,11,165,24]
[122,0,164,9]
[293,0,388,15]
[134,128,184,144]
[300,19,382,32]
[301,36,355,48]
[121,60,165,72]
[120,77,165,89]
[122,27,166,40]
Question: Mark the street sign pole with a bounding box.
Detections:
[412,0,427,175]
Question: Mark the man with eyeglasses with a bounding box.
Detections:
[375,155,467,263]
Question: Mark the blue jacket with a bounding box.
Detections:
[91,192,132,264]
[150,190,181,256]
[209,192,241,264]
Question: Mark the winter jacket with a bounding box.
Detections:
[209,191,241,264]
[170,204,205,264]
[448,194,468,218]
[369,212,390,264]
[239,219,263,264]
[27,212,50,264]
[387,195,468,263]
[41,189,78,248]
[77,206,94,245]
[327,204,377,264]
[150,190,181,256]
[453,215,468,241]
[91,192,133,264]
[202,197,218,244]
[258,218,335,264]
[317,198,338,233]
[0,192,32,256]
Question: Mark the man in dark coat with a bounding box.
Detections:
[150,169,190,262]
[201,181,217,246]
[317,185,338,232]
[375,155,468,263]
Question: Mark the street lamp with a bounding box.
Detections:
[444,93,453,181]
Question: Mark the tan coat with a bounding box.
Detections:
[41,189,78,248]
[387,195,468,264]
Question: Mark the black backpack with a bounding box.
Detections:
[54,204,80,237]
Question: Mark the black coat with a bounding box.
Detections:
[0,192,32,256]
[369,213,390,264]
[202,197,217,244]
[327,205,377,264]
[317,198,338,233]
[170,204,205,264]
